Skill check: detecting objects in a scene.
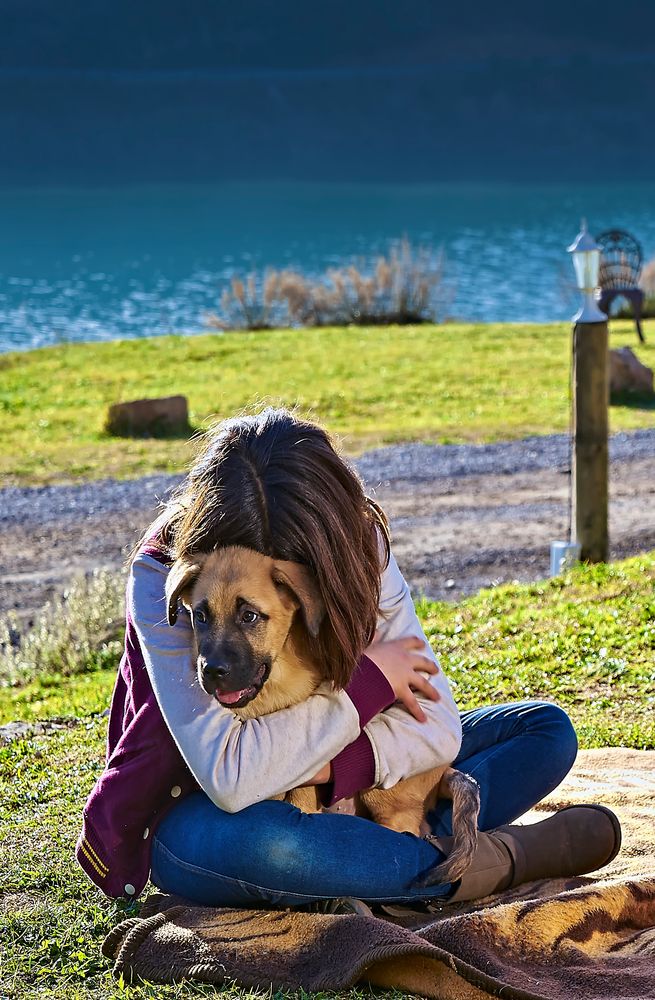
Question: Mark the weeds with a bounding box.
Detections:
[615,294,655,320]
[212,269,280,331]
[614,256,655,318]
[640,257,655,298]
[210,238,451,330]
[0,571,124,687]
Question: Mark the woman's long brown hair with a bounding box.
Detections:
[139,407,390,688]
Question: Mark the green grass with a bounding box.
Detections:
[2,552,654,997]
[420,556,655,749]
[2,320,654,485]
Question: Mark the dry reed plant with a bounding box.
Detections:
[640,258,655,297]
[613,256,655,318]
[208,268,280,330]
[208,239,451,330]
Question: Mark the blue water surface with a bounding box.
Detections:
[1,180,654,353]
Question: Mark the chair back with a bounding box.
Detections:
[596,229,643,290]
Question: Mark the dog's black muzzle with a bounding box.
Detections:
[196,639,271,708]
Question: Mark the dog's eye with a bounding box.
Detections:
[240,609,259,625]
[194,608,207,625]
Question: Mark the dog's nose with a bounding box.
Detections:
[202,661,230,681]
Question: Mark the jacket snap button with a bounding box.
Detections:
[143,827,149,839]
[170,785,181,798]
[124,883,136,896]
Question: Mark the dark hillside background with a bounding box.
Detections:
[2,0,654,184]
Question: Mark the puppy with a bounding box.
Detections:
[166,545,479,887]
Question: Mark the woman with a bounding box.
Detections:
[77,408,620,907]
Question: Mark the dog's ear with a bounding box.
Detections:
[271,560,325,637]
[165,554,207,626]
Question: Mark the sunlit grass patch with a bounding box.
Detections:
[417,555,655,749]
[2,320,654,485]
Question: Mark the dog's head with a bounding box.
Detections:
[165,545,325,710]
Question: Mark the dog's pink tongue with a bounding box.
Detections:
[215,687,251,705]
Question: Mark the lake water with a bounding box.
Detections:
[2,180,655,353]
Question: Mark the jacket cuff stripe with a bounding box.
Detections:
[79,841,107,878]
[81,837,108,873]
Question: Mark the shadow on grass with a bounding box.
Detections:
[102,421,198,441]
[610,391,655,411]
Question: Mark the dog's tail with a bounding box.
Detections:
[414,768,480,889]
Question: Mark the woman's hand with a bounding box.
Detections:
[365,636,440,723]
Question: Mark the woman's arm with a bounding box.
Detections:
[363,548,463,788]
[129,552,393,812]
[319,546,462,805]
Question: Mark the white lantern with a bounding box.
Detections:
[567,220,607,323]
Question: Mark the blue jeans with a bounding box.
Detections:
[151,701,577,906]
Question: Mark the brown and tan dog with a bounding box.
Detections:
[166,545,479,888]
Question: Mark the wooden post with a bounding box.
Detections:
[571,319,609,562]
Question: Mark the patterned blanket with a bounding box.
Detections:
[103,749,655,999]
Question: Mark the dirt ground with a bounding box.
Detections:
[2,457,654,625]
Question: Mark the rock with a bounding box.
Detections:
[105,395,190,437]
[609,347,654,396]
[0,717,81,744]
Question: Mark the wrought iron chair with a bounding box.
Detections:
[595,229,646,343]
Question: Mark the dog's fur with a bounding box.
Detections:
[166,545,479,887]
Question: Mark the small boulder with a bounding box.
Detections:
[105,395,190,437]
[609,347,654,396]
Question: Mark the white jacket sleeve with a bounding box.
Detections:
[129,552,361,812]
[364,549,463,787]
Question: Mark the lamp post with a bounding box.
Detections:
[567,220,609,564]
[567,221,607,323]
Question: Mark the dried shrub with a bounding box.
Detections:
[209,239,451,330]
[208,269,280,331]
[0,571,124,687]
[612,256,655,319]
[640,258,655,299]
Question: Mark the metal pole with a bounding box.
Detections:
[571,319,609,562]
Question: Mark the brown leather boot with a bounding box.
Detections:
[432,804,622,903]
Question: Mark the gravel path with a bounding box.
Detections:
[3,429,655,529]
[2,429,654,622]
[356,428,655,482]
